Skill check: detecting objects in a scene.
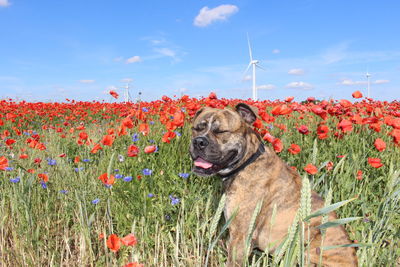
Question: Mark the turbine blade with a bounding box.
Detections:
[242,62,252,78]
[256,64,266,71]
[247,33,253,61]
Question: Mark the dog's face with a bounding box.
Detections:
[189,103,259,176]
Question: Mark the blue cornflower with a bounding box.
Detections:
[5,167,13,171]
[169,195,180,205]
[74,167,84,172]
[147,193,154,198]
[59,190,68,194]
[115,174,123,179]
[91,198,100,204]
[82,159,91,162]
[114,169,119,173]
[142,168,152,176]
[23,131,31,135]
[10,177,20,183]
[178,173,190,179]
[174,131,182,137]
[132,133,139,142]
[41,182,47,189]
[123,176,132,182]
[149,139,155,143]
[47,158,57,166]
[142,107,149,112]
[149,121,155,125]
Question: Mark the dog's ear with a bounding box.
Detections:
[235,103,258,124]
[192,107,206,121]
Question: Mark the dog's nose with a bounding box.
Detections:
[193,136,209,150]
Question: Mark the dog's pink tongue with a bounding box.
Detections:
[194,158,213,169]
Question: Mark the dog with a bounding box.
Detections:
[189,103,358,266]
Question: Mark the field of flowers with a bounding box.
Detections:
[0,92,399,266]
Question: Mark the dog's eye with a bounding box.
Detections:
[214,129,228,134]
[192,123,206,131]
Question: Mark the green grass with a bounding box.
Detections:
[0,104,399,266]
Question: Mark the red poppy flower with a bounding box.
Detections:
[121,233,137,246]
[297,125,309,135]
[285,96,294,102]
[317,125,329,139]
[326,161,334,171]
[162,131,176,143]
[271,105,292,116]
[262,132,275,143]
[98,173,115,185]
[123,263,144,267]
[356,170,363,180]
[74,156,80,163]
[272,138,283,153]
[106,234,121,252]
[352,91,363,98]
[91,143,103,154]
[5,138,16,146]
[337,119,353,133]
[127,145,139,157]
[144,145,157,154]
[109,90,119,99]
[288,144,301,155]
[374,138,386,152]
[0,156,9,170]
[38,173,49,183]
[304,163,318,175]
[122,117,134,129]
[101,135,114,146]
[19,154,28,159]
[172,110,185,128]
[79,131,88,140]
[139,123,150,136]
[368,158,383,168]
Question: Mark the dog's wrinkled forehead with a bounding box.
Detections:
[193,108,242,133]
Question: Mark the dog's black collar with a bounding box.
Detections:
[220,142,265,180]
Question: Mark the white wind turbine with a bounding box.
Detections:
[244,34,265,101]
[366,70,371,98]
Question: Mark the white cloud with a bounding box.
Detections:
[121,78,133,83]
[288,68,305,75]
[194,4,239,27]
[126,56,142,64]
[257,84,276,90]
[340,79,367,86]
[154,48,176,58]
[0,0,10,7]
[321,42,349,64]
[243,74,252,81]
[374,79,389,84]
[272,49,280,54]
[285,81,314,90]
[79,79,95,84]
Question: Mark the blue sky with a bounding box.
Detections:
[0,0,399,102]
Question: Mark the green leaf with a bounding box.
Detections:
[322,243,373,251]
[304,197,357,221]
[316,217,362,230]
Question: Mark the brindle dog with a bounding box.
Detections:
[189,103,358,266]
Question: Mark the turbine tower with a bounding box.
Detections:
[123,82,132,102]
[366,71,371,98]
[244,34,264,101]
